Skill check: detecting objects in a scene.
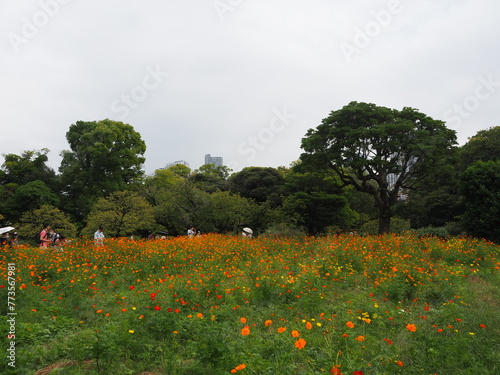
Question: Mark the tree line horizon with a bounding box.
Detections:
[1,102,499,243]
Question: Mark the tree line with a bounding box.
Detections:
[1,103,499,243]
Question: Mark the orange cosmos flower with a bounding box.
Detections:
[396,360,404,367]
[355,335,365,342]
[264,319,272,327]
[330,365,342,374]
[277,327,287,333]
[241,326,250,336]
[305,321,313,330]
[346,321,355,328]
[294,338,307,349]
[240,317,247,324]
[291,330,300,337]
[406,323,417,332]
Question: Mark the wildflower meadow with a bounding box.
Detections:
[2,234,500,374]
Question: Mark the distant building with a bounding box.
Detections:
[204,154,223,167]
[160,160,190,170]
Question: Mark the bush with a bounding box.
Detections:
[262,222,306,237]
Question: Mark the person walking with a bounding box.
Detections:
[94,226,105,246]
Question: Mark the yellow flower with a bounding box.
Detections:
[128,330,135,334]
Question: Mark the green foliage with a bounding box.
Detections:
[0,149,57,220]
[282,167,356,234]
[360,216,411,235]
[459,126,500,167]
[83,190,155,237]
[262,222,306,237]
[190,164,230,193]
[16,204,78,240]
[300,101,457,234]
[459,160,500,243]
[59,119,146,222]
[228,166,285,207]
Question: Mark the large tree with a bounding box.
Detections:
[459,160,500,243]
[300,101,457,234]
[83,191,155,237]
[0,149,57,221]
[459,126,500,167]
[59,119,146,221]
[227,167,285,208]
[282,167,356,234]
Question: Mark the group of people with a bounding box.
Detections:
[38,223,67,250]
[37,223,105,249]
[0,231,18,247]
[187,227,201,238]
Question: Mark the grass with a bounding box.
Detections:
[1,234,499,374]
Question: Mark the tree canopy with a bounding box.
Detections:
[59,119,146,221]
[459,160,500,243]
[300,101,457,234]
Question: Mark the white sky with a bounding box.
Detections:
[1,0,499,174]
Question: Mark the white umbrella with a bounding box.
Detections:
[242,227,253,235]
[0,226,15,235]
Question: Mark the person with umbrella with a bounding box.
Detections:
[0,226,15,247]
[242,227,253,238]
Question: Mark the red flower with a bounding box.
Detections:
[150,293,156,300]
[353,371,364,375]
[129,286,135,290]
[154,305,161,311]
[330,366,342,375]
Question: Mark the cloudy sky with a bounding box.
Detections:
[1,0,499,174]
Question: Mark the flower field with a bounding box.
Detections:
[2,234,500,374]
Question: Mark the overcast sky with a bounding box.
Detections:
[1,0,499,175]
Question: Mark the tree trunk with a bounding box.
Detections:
[378,205,391,234]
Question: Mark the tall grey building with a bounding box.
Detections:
[204,154,223,167]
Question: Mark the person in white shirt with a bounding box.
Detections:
[94,226,105,245]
